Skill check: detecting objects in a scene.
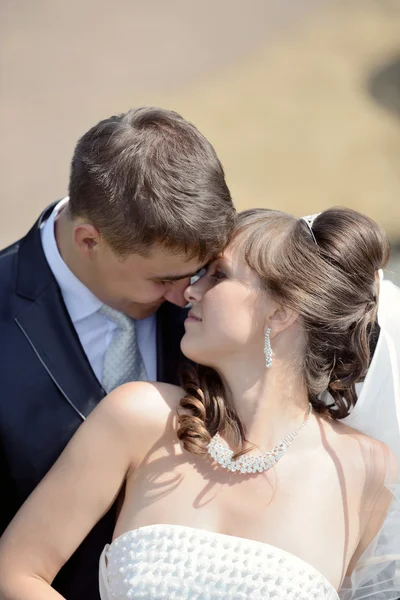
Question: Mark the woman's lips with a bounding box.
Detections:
[185,311,202,322]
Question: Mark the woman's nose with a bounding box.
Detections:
[183,277,203,304]
[183,282,195,304]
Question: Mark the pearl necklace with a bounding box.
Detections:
[207,403,312,474]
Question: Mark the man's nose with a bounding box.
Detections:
[163,278,191,307]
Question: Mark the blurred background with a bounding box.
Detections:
[1,0,399,282]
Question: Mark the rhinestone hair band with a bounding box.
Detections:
[301,213,321,245]
[207,403,312,474]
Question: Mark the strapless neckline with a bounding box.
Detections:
[110,523,336,587]
[100,523,339,599]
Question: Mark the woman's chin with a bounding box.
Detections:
[180,336,207,365]
[180,336,195,360]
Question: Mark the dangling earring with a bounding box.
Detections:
[264,327,273,368]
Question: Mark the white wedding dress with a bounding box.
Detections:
[99,523,339,599]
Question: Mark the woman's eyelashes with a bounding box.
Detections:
[190,263,227,286]
[210,268,226,283]
[207,261,227,283]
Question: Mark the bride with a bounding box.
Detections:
[0,208,399,600]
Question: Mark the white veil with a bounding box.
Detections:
[339,277,400,599]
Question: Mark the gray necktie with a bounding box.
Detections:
[100,305,147,393]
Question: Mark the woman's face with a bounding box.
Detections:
[181,244,269,368]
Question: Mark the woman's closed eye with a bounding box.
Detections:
[210,268,227,283]
[190,261,228,285]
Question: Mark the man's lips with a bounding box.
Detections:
[186,310,202,322]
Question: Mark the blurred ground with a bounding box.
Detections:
[1,0,399,281]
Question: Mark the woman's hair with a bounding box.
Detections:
[177,207,390,455]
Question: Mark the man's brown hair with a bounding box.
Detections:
[69,107,235,260]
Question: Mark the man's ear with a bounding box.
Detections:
[73,223,101,255]
[268,304,299,337]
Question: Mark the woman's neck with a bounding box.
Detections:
[219,356,310,450]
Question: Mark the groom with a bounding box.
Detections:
[0,107,235,599]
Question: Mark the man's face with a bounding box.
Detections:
[85,240,205,319]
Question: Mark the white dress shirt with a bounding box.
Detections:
[40,198,157,383]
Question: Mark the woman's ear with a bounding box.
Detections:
[268,304,299,337]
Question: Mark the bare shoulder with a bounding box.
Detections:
[322,416,398,491]
[93,382,185,453]
[100,381,185,427]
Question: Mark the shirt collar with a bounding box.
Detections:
[41,197,103,323]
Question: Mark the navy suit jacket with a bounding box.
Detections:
[0,204,189,599]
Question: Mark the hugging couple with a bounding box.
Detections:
[0,107,399,600]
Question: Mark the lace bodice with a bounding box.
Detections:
[99,524,338,599]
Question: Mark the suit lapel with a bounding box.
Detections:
[14,205,105,420]
[16,204,189,404]
[156,301,189,384]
